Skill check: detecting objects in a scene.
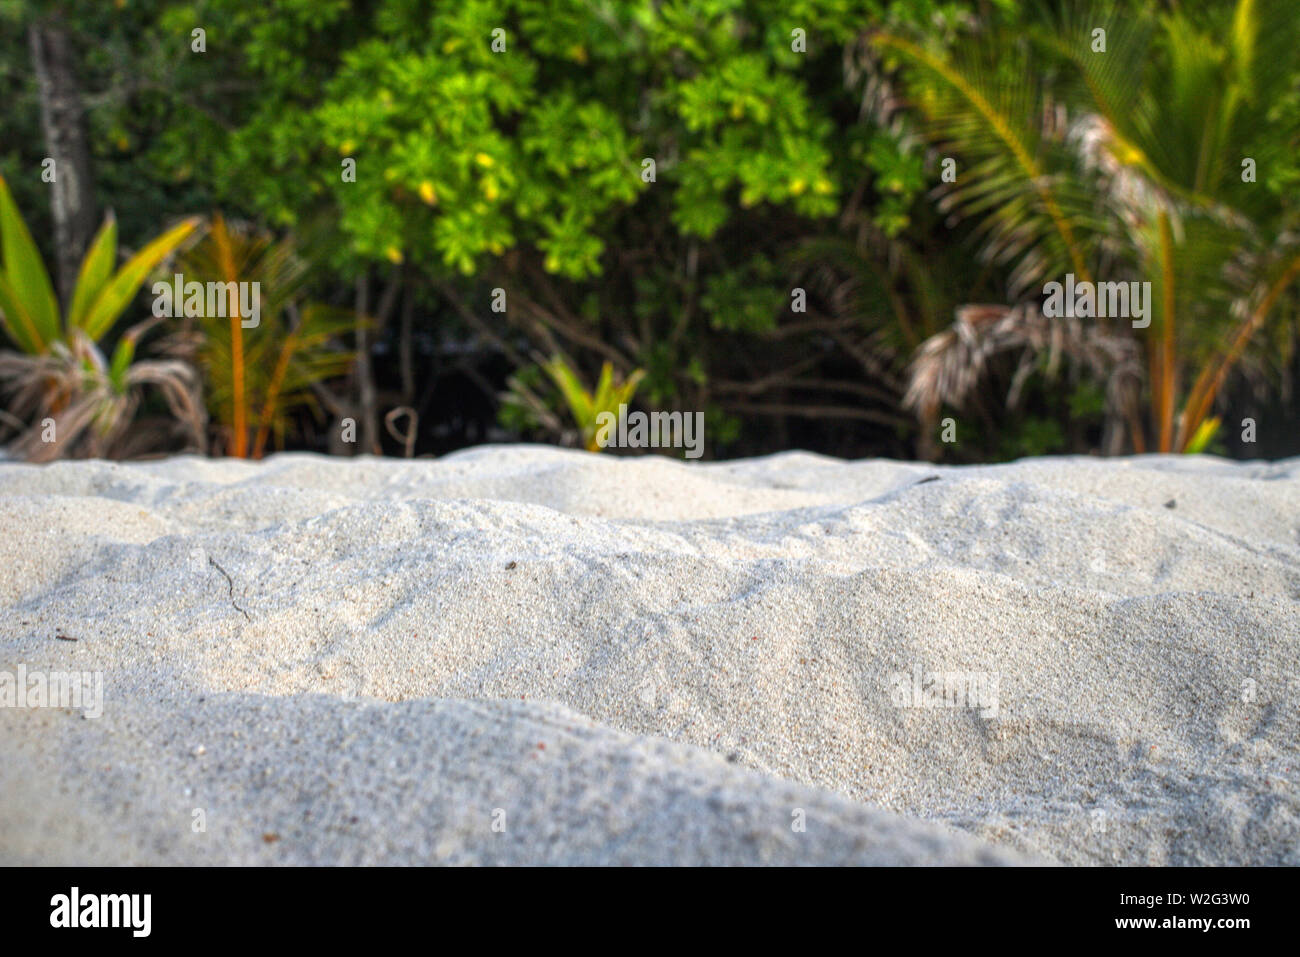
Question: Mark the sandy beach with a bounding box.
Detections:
[2,447,1297,865]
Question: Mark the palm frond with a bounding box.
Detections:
[904,303,1141,452]
[0,330,204,462]
[872,30,1098,297]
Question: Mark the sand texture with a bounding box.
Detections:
[2,447,1297,865]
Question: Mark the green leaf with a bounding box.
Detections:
[544,355,594,430]
[0,173,60,352]
[871,32,1095,294]
[0,273,44,354]
[67,215,119,331]
[612,368,645,409]
[108,335,136,394]
[1182,416,1221,455]
[593,361,615,412]
[79,217,201,342]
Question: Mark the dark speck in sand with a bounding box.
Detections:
[505,561,517,570]
[55,632,77,642]
[1164,499,1177,509]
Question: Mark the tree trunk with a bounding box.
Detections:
[399,286,415,404]
[29,15,97,308]
[354,273,378,454]
[351,270,402,455]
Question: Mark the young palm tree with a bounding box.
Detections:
[0,320,204,461]
[0,174,203,460]
[172,216,357,458]
[875,0,1300,452]
[543,355,646,452]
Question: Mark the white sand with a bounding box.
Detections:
[2,446,1297,865]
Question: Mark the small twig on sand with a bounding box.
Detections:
[208,556,251,621]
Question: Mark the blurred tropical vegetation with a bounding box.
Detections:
[1,0,1297,462]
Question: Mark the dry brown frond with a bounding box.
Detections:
[904,303,1141,452]
[0,330,206,462]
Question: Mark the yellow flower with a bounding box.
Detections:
[568,44,588,64]
[475,152,495,168]
[340,140,355,156]
[482,179,500,201]
[385,246,404,264]
[419,181,437,205]
[813,178,833,195]
[789,178,807,196]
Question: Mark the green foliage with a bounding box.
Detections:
[863,132,926,237]
[4,0,996,460]
[141,0,944,281]
[880,0,1300,451]
[700,255,785,333]
[498,363,548,434]
[1066,379,1106,421]
[998,416,1065,460]
[10,0,1294,462]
